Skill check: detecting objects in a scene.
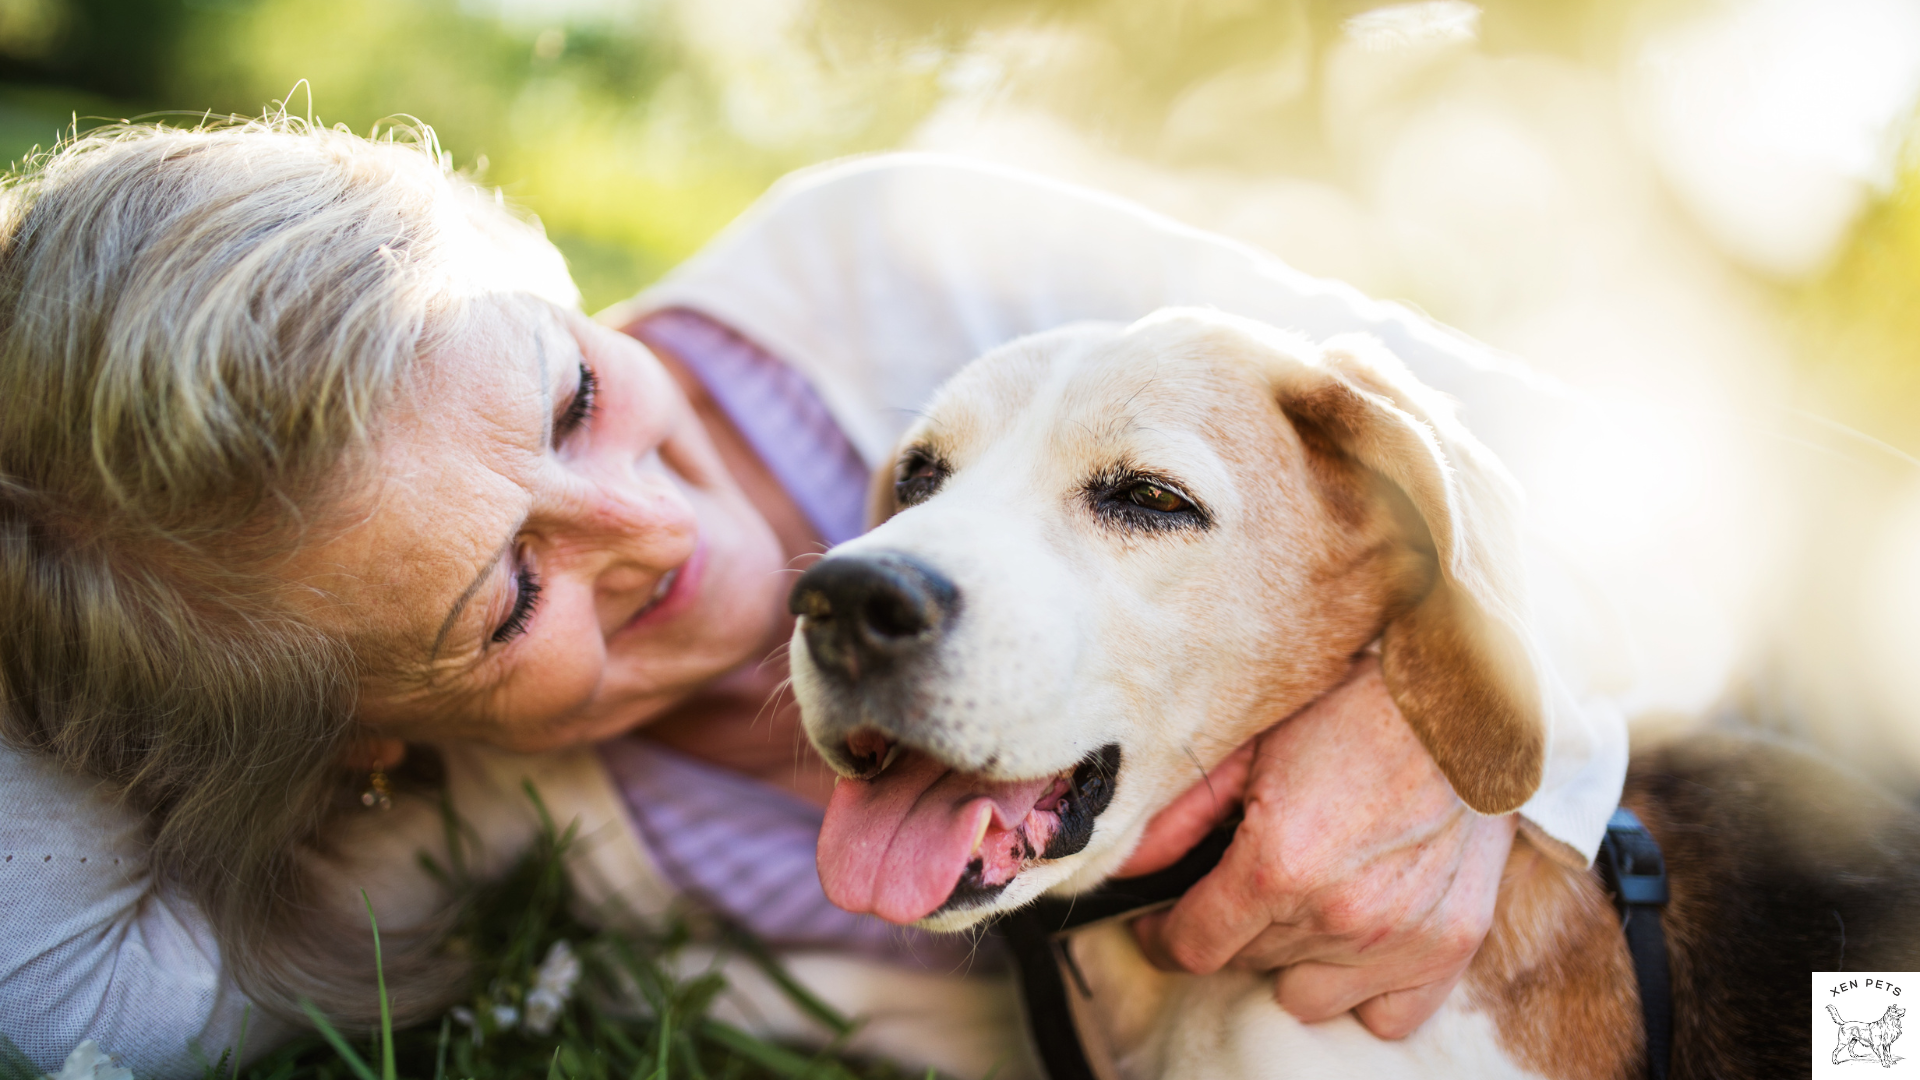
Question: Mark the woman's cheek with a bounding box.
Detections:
[491,612,610,751]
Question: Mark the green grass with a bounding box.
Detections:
[2,785,943,1080]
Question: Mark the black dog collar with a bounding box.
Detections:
[998,827,1238,1080]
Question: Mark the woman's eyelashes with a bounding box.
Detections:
[491,564,543,644]
[556,362,598,439]
[493,361,591,648]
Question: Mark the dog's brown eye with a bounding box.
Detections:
[1127,483,1189,514]
[1087,472,1208,534]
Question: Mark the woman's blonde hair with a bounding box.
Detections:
[0,112,576,1023]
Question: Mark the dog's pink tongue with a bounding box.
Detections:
[818,750,1054,924]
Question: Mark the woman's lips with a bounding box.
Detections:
[621,540,705,633]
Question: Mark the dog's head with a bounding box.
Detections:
[788,310,1548,931]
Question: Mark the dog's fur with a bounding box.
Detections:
[1829,1003,1905,1066]
[788,310,1920,1079]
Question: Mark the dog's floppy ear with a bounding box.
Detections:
[1271,330,1544,815]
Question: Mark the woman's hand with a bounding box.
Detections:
[1121,656,1516,1040]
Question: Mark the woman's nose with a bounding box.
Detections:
[546,455,699,579]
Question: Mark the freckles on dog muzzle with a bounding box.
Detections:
[788,551,958,683]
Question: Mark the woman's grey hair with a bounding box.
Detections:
[0,112,575,1023]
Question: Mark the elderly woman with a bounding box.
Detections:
[0,118,1631,1077]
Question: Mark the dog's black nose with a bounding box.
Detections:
[789,552,958,682]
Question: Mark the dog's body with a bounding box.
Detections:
[784,310,1920,1079]
[1829,1003,1905,1066]
[1051,734,1920,1079]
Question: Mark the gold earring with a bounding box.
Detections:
[361,768,392,811]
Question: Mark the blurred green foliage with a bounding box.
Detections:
[1796,149,1920,455]
[0,0,1696,313]
[0,0,1909,435]
[0,0,948,310]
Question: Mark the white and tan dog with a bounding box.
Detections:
[785,309,1920,1079]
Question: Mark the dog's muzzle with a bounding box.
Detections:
[789,551,958,683]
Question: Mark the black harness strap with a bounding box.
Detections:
[1595,807,1672,1080]
[1001,810,1672,1080]
[1000,827,1239,1080]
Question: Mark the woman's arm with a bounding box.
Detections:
[0,738,667,1077]
[0,746,292,1078]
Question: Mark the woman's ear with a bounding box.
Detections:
[339,734,407,772]
[1271,330,1544,815]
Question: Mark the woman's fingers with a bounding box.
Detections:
[1125,658,1522,1042]
[1269,814,1510,1034]
[1132,899,1340,976]
[1274,959,1398,1023]
[1216,917,1353,972]
[1129,910,1179,971]
[1276,960,1465,1037]
[1115,741,1254,878]
[1130,814,1305,974]
[1352,978,1465,1040]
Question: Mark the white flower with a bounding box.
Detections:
[448,1005,483,1048]
[523,985,564,1036]
[533,941,581,998]
[522,940,581,1036]
[490,1002,520,1029]
[45,1041,133,1080]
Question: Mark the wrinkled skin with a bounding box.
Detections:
[287,298,810,773]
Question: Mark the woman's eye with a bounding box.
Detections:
[556,362,597,439]
[491,564,543,645]
[1127,483,1190,514]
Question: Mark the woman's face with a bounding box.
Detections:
[290,296,789,751]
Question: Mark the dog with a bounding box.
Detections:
[785,309,1920,1079]
[1830,1003,1905,1067]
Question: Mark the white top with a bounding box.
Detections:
[0,749,282,1074]
[3,152,1645,1077]
[0,742,661,1077]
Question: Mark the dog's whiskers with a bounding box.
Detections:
[748,672,797,734]
[1180,742,1223,813]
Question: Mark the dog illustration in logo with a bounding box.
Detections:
[1830,1003,1906,1067]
